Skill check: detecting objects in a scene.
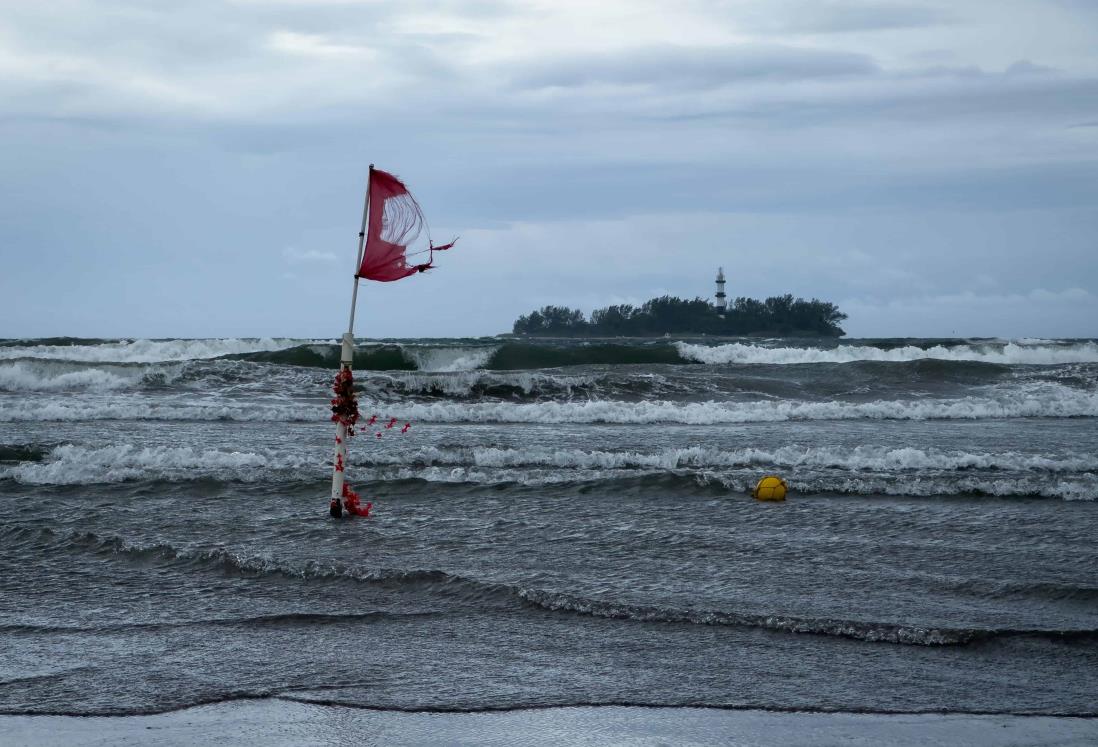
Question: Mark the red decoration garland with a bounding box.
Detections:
[329,367,414,518]
[330,368,360,434]
[342,483,372,516]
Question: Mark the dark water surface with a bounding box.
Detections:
[2,337,1097,716]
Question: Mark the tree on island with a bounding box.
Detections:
[513,295,846,337]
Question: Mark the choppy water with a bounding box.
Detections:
[2,336,1097,716]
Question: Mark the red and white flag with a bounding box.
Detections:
[357,168,456,282]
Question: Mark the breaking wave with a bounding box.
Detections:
[6,337,1097,372]
[230,343,498,372]
[3,382,1096,423]
[232,341,686,371]
[0,399,320,423]
[1,444,316,485]
[0,338,316,364]
[367,444,1098,474]
[369,384,1098,424]
[0,361,137,392]
[400,346,498,372]
[6,443,1093,499]
[0,360,191,392]
[351,466,1096,501]
[677,340,1098,366]
[16,526,1098,647]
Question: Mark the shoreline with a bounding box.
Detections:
[5,700,1098,746]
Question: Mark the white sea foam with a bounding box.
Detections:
[370,444,1098,474]
[368,384,1098,424]
[356,465,1097,501]
[676,341,1098,366]
[400,346,498,372]
[0,399,319,422]
[356,444,1098,500]
[6,443,1094,499]
[3,383,1096,423]
[0,338,319,363]
[3,444,315,484]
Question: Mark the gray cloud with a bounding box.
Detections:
[1,0,1096,338]
[760,1,954,33]
[513,44,878,90]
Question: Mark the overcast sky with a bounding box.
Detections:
[1,0,1096,339]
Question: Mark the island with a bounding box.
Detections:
[512,295,847,337]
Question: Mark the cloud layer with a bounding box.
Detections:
[0,0,1096,337]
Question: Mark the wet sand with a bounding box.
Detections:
[5,700,1098,746]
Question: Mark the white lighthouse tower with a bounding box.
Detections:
[714,267,727,315]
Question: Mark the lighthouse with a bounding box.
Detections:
[714,267,727,315]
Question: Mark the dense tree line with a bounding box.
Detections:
[512,295,846,337]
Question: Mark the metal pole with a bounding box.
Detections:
[331,165,373,506]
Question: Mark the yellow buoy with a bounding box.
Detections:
[753,475,788,502]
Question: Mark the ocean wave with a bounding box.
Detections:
[0,338,317,364]
[365,371,611,401]
[15,442,1090,499]
[7,338,1097,372]
[229,344,413,370]
[0,358,327,393]
[365,444,1098,474]
[401,346,498,372]
[228,343,502,373]
[799,474,1097,502]
[1,444,316,485]
[21,527,484,591]
[934,577,1098,605]
[370,384,1098,424]
[0,400,320,423]
[0,361,136,392]
[0,444,50,462]
[0,360,187,392]
[15,527,1096,647]
[232,341,688,371]
[3,382,1096,424]
[348,467,1096,501]
[486,342,687,370]
[0,610,433,636]
[676,341,1098,366]
[513,588,1097,646]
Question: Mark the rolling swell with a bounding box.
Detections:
[229,345,416,370]
[11,527,1095,648]
[514,587,1098,646]
[0,611,439,636]
[487,343,688,369]
[848,358,1012,384]
[362,371,669,402]
[15,526,471,588]
[6,337,1098,371]
[227,342,690,371]
[0,444,49,462]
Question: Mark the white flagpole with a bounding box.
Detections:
[331,164,373,508]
